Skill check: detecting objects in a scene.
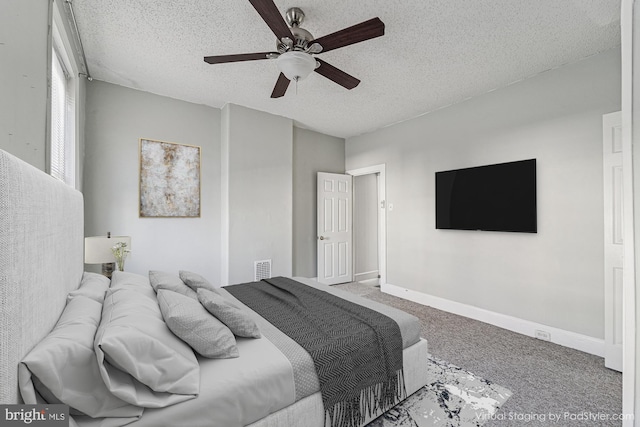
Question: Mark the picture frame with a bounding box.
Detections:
[139,138,201,218]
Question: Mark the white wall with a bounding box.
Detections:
[0,0,48,169]
[222,104,293,284]
[292,127,345,278]
[0,0,86,176]
[84,80,222,281]
[346,48,621,339]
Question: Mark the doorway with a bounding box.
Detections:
[354,174,380,285]
[347,164,387,286]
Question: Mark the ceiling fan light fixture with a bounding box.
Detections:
[203,1,385,98]
[276,51,317,81]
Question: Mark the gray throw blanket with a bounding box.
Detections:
[225,277,405,427]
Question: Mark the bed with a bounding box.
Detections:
[0,149,429,427]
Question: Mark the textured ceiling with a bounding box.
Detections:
[71,0,621,138]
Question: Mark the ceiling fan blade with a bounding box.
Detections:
[314,59,360,90]
[204,52,275,64]
[271,73,290,98]
[311,18,385,53]
[248,0,295,42]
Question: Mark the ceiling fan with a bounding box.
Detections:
[204,0,385,98]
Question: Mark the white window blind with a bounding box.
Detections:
[50,45,76,187]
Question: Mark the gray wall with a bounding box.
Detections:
[346,48,621,339]
[0,0,86,177]
[83,87,343,284]
[354,174,379,280]
[0,0,48,169]
[84,80,222,281]
[222,104,293,284]
[292,127,345,278]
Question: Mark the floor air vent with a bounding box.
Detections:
[254,259,272,281]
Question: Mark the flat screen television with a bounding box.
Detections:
[435,159,537,233]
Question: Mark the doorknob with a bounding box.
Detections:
[318,236,327,240]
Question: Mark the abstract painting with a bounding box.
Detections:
[139,138,201,217]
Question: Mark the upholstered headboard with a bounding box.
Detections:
[0,150,84,403]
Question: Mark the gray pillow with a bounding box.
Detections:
[197,288,261,338]
[179,270,221,294]
[19,296,142,421]
[66,272,110,303]
[157,290,239,359]
[149,270,197,300]
[95,288,200,408]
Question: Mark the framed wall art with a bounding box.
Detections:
[139,138,201,218]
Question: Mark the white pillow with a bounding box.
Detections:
[157,290,239,359]
[94,288,200,408]
[66,272,110,304]
[19,296,142,421]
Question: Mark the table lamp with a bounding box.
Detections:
[85,232,131,278]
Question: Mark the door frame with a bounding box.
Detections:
[621,0,637,422]
[346,164,386,286]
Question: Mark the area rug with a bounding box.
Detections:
[368,356,512,427]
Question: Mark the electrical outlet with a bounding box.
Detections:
[534,330,551,341]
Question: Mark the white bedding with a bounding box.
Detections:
[125,340,428,427]
[74,277,428,427]
[129,336,297,426]
[75,340,428,427]
[74,330,296,427]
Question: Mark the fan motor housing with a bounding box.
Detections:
[276,8,314,53]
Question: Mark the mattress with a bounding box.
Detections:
[74,278,427,427]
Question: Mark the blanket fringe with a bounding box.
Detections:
[325,369,406,427]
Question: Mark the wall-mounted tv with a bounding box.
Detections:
[435,159,537,233]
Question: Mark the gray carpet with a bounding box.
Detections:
[334,282,623,427]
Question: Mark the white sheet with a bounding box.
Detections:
[76,334,297,427]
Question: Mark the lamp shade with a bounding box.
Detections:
[84,235,131,264]
[276,51,317,81]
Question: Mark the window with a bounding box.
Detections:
[49,3,78,188]
[50,47,75,186]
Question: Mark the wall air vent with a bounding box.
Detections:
[254,259,272,281]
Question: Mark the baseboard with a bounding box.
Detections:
[383,283,605,357]
[355,271,379,282]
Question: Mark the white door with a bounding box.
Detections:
[603,111,623,372]
[317,172,353,285]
